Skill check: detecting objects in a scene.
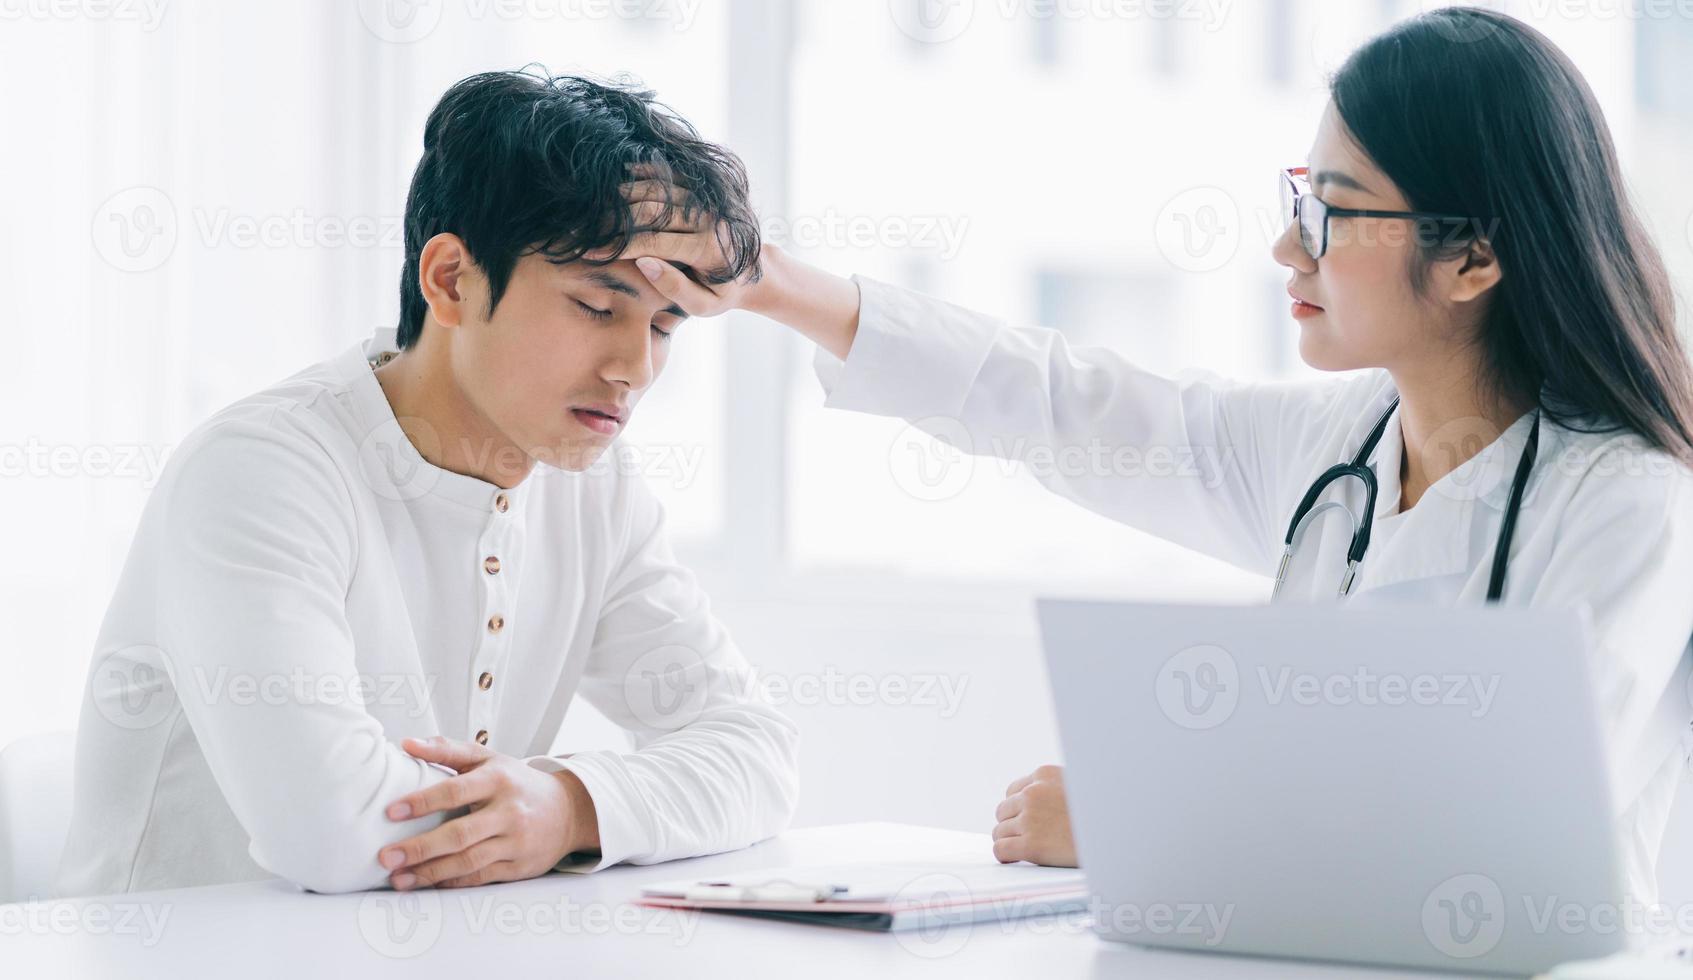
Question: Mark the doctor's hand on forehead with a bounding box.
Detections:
[600,165,866,361]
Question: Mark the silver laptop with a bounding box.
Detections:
[1037,599,1625,976]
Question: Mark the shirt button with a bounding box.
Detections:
[475,729,489,745]
[487,614,505,634]
[494,493,509,514]
[478,672,493,691]
[483,556,501,575]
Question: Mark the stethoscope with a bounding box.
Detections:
[1271,396,1541,602]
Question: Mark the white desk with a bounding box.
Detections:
[2,823,1478,978]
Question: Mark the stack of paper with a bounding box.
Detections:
[639,851,1090,932]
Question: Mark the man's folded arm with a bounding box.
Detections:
[529,476,801,871]
[153,415,451,894]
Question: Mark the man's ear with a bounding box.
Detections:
[417,233,476,329]
[1446,236,1502,305]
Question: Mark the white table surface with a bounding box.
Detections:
[1,822,1491,978]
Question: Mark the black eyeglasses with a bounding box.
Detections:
[1280,166,1478,260]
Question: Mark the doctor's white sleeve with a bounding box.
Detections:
[525,474,801,872]
[813,275,1364,574]
[154,414,452,894]
[1525,441,1693,811]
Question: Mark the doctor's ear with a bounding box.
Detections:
[416,233,483,330]
[1437,235,1503,306]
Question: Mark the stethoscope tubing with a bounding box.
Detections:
[1272,396,1540,602]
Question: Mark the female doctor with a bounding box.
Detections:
[609,8,1693,904]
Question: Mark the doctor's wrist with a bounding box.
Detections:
[743,243,807,322]
[744,244,861,361]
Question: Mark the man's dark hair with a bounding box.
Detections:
[397,68,761,348]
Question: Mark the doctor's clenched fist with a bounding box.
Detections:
[992,765,1079,867]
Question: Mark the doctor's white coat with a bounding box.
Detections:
[816,275,1693,908]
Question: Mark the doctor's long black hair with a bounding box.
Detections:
[1331,7,1693,466]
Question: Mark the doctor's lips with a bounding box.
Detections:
[1288,286,1326,319]
[570,401,628,436]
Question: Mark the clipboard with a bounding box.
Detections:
[638,854,1091,932]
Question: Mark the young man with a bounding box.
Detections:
[56,71,797,897]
